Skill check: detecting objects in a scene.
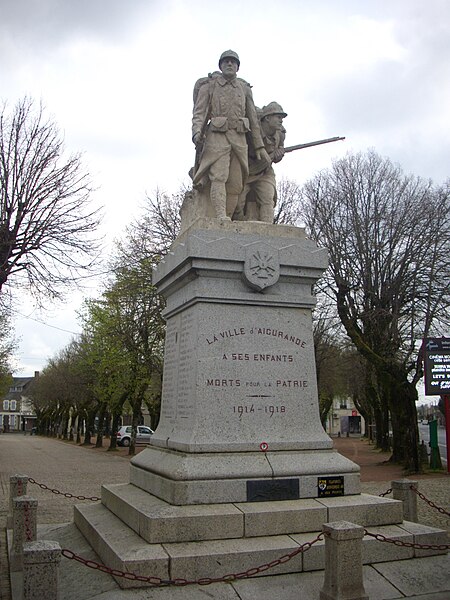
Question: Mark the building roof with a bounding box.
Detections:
[4,376,35,400]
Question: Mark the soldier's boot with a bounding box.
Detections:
[210,182,230,220]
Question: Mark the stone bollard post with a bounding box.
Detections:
[10,496,38,572]
[320,521,368,600]
[8,475,28,528]
[392,479,418,523]
[23,541,61,600]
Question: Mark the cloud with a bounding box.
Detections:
[0,0,161,47]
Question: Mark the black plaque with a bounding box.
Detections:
[317,476,344,497]
[246,478,299,502]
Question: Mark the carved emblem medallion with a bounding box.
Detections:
[244,244,280,291]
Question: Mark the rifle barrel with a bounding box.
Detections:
[284,136,345,153]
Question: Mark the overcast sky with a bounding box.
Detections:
[2,0,449,397]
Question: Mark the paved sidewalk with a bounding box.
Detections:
[1,433,449,600]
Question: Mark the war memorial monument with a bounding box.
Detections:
[74,50,447,587]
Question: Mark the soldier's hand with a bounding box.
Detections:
[193,132,202,147]
[273,148,285,163]
[255,148,271,165]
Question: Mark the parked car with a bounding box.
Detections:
[116,425,154,447]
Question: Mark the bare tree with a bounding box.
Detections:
[137,188,184,258]
[0,307,15,393]
[0,97,102,305]
[274,177,303,225]
[301,150,450,471]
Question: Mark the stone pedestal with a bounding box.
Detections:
[392,479,418,523]
[23,541,61,600]
[74,220,447,588]
[320,521,368,600]
[8,474,28,529]
[10,496,38,571]
[131,219,360,504]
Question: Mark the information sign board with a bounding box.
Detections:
[423,337,450,395]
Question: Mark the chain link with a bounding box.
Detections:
[379,488,392,497]
[409,485,450,517]
[364,529,450,551]
[62,533,324,586]
[28,477,100,501]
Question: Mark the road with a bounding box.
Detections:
[418,422,448,467]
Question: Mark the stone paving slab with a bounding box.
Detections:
[372,554,450,597]
[232,566,403,600]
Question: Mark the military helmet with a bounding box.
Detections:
[218,50,240,68]
[261,102,287,119]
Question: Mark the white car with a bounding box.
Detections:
[116,425,154,447]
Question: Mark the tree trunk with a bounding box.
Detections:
[129,411,139,456]
[62,413,70,440]
[108,411,122,451]
[319,392,333,429]
[353,394,370,437]
[387,374,421,472]
[83,409,96,445]
[76,418,82,444]
[95,402,107,448]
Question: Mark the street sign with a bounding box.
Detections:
[423,337,450,395]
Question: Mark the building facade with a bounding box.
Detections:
[326,396,365,436]
[0,374,38,433]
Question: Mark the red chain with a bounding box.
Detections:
[409,485,450,517]
[364,530,449,551]
[62,533,324,586]
[28,477,100,502]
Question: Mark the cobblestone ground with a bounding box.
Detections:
[0,434,131,524]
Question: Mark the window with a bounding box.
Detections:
[3,400,9,411]
[10,400,17,411]
[10,415,16,428]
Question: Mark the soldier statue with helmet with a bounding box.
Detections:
[190,50,270,220]
[233,101,287,223]
[183,50,344,228]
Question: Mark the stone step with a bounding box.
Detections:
[101,483,404,543]
[74,503,169,589]
[74,499,447,589]
[101,483,244,543]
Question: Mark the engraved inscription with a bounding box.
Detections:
[233,405,286,418]
[202,321,312,421]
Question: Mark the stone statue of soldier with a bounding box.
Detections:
[233,102,287,223]
[191,50,270,220]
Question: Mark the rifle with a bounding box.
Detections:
[284,136,345,153]
[248,136,345,175]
